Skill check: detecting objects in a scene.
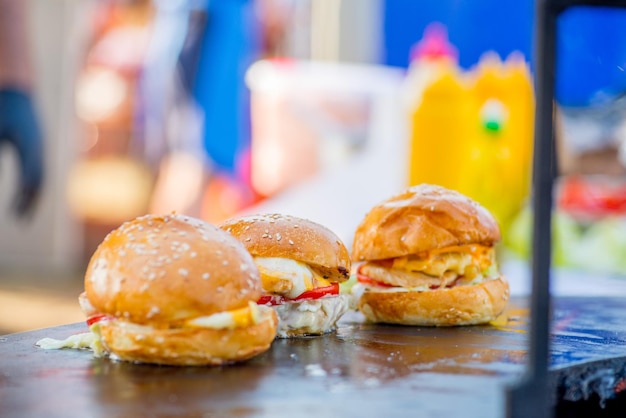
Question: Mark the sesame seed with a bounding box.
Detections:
[222,260,229,266]
[289,240,294,245]
[147,306,160,318]
[202,273,210,280]
[294,224,299,228]
[275,233,282,241]
[190,251,197,258]
[179,268,188,276]
[262,234,269,238]
[245,237,251,242]
[216,286,224,293]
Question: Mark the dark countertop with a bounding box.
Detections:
[2,297,626,418]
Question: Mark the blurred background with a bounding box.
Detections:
[2,0,626,334]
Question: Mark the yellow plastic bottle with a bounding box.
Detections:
[462,52,535,228]
[406,23,472,192]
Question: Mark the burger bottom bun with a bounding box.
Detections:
[358,277,510,326]
[99,307,278,366]
[272,294,350,338]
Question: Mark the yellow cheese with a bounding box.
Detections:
[392,246,495,277]
[186,302,261,330]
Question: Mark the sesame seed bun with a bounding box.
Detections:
[220,213,351,337]
[83,213,277,365]
[220,213,351,283]
[352,184,501,262]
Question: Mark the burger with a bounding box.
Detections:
[219,213,351,337]
[351,184,510,326]
[77,213,278,366]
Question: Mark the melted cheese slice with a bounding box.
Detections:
[254,257,331,299]
[186,301,264,330]
[392,245,495,278]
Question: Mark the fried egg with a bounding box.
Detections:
[255,257,329,299]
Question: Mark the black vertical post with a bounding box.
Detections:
[507,1,626,417]
[506,0,555,417]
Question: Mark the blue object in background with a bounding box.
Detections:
[0,88,43,217]
[383,1,626,108]
[193,0,258,176]
[556,6,626,108]
[382,0,534,70]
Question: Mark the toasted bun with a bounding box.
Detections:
[357,277,510,326]
[220,213,351,282]
[98,307,278,366]
[272,294,350,338]
[85,213,263,324]
[352,184,501,261]
[83,213,278,365]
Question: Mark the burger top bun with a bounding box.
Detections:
[84,213,263,325]
[352,184,501,261]
[220,213,351,282]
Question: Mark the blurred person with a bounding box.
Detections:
[0,0,43,217]
[191,0,258,178]
[136,0,262,220]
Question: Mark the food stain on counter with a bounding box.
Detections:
[489,307,529,333]
[334,306,529,382]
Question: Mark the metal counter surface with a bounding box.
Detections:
[2,297,626,418]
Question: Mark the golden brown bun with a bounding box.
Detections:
[357,277,510,326]
[99,307,278,366]
[352,184,501,261]
[220,213,351,282]
[85,213,263,325]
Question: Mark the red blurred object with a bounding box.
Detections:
[256,284,339,306]
[558,175,626,219]
[201,173,262,224]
